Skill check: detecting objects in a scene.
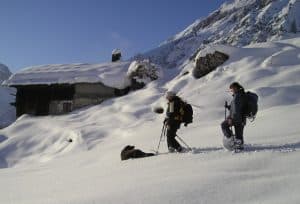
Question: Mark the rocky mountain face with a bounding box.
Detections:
[140,0,300,69]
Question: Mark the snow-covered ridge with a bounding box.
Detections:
[143,0,299,69]
[4,61,132,89]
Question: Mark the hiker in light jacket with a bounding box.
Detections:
[164,91,183,152]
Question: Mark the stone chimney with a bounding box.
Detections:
[112,49,122,62]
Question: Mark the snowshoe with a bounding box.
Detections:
[222,136,235,151]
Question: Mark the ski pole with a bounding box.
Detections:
[176,135,192,151]
[225,100,234,135]
[224,101,227,120]
[156,123,166,153]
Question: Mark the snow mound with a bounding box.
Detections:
[0,115,84,168]
[127,60,162,84]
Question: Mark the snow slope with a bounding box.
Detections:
[0,36,300,203]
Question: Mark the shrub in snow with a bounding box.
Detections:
[192,51,229,79]
[127,60,160,90]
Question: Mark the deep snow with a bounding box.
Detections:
[0,35,300,203]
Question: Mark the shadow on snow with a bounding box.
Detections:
[191,141,300,154]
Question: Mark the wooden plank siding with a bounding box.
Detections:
[13,82,127,117]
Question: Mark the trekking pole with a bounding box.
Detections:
[155,123,166,153]
[176,135,192,151]
[224,101,227,120]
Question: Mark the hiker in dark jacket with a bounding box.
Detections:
[121,145,155,160]
[221,82,247,150]
[164,91,183,152]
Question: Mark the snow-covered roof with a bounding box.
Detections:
[4,61,132,89]
[112,49,121,55]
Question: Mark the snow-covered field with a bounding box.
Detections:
[0,36,300,204]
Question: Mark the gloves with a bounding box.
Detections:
[227,117,233,126]
[224,101,230,110]
[164,118,168,124]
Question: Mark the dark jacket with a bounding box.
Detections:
[166,96,182,126]
[229,89,247,124]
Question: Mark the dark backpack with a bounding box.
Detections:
[244,91,258,121]
[180,101,193,126]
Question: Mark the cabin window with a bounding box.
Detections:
[49,100,73,115]
[63,102,72,112]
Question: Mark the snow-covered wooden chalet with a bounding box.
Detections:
[4,62,132,117]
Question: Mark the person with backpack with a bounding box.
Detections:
[164,91,184,152]
[221,82,247,150]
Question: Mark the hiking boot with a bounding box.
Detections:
[176,146,183,153]
[168,147,175,153]
[179,147,190,153]
[234,139,244,151]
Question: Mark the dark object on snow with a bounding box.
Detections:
[153,106,164,114]
[68,138,73,143]
[121,145,155,160]
[193,51,229,79]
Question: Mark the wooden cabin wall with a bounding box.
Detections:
[73,83,115,109]
[15,85,74,116]
[14,83,127,117]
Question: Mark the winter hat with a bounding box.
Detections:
[229,82,244,90]
[165,91,176,98]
